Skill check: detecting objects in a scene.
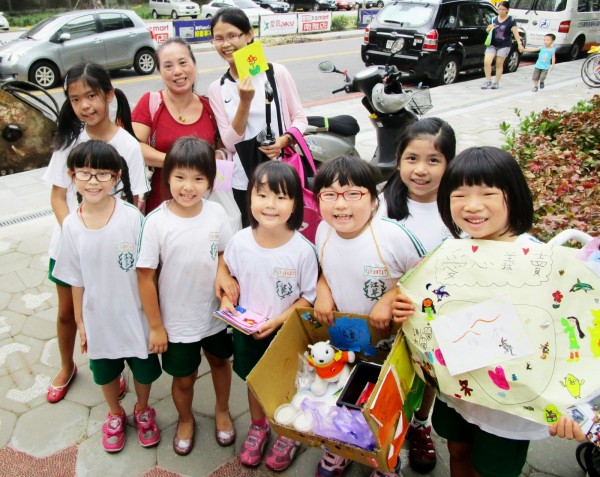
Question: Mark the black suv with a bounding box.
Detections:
[361,0,524,85]
[289,0,336,10]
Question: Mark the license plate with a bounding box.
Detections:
[386,39,394,49]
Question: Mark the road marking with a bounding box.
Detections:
[0,316,11,334]
[6,374,51,403]
[0,342,30,366]
[21,292,53,309]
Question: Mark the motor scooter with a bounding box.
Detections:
[304,45,432,178]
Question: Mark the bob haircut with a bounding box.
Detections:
[313,155,382,200]
[210,8,252,35]
[383,117,456,221]
[157,37,196,70]
[247,161,304,231]
[437,146,533,238]
[497,0,510,8]
[162,137,216,190]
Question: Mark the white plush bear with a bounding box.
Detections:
[306,341,356,396]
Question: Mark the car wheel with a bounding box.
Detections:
[376,0,383,6]
[134,49,157,75]
[205,13,213,18]
[503,48,520,73]
[566,37,583,61]
[434,55,460,85]
[191,15,197,18]
[152,10,159,18]
[312,2,320,10]
[171,10,179,19]
[29,61,60,89]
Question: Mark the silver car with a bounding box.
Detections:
[0,9,157,89]
[0,12,9,31]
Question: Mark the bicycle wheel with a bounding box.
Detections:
[576,442,591,471]
[585,445,600,477]
[581,53,600,88]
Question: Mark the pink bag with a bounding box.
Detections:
[282,127,321,243]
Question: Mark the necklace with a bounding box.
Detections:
[78,197,117,229]
[167,90,194,123]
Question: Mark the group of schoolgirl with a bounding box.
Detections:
[42,58,585,477]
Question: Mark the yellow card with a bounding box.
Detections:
[233,41,269,80]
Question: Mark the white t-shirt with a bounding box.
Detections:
[43,128,149,259]
[378,195,452,253]
[437,233,549,441]
[137,200,233,343]
[53,199,150,360]
[315,216,425,315]
[224,228,318,319]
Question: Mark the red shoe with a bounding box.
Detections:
[264,436,302,471]
[134,405,161,448]
[102,409,127,453]
[407,422,437,473]
[239,424,270,467]
[47,366,77,403]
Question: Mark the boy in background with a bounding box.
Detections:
[525,33,556,92]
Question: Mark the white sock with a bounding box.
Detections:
[410,413,431,428]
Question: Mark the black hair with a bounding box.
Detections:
[497,1,510,8]
[437,146,533,239]
[157,37,196,69]
[568,316,586,339]
[247,161,304,231]
[383,117,456,221]
[313,155,382,200]
[53,62,135,151]
[545,33,556,41]
[210,7,253,35]
[162,137,216,190]
[66,140,133,204]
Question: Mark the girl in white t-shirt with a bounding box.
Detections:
[417,146,585,476]
[219,161,318,471]
[43,62,149,404]
[313,155,427,477]
[137,137,238,456]
[53,141,161,454]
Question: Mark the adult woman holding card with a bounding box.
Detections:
[132,38,219,214]
[208,8,307,226]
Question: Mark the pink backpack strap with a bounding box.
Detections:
[286,127,316,175]
[148,91,162,120]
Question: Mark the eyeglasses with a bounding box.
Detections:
[318,190,369,202]
[73,171,115,182]
[211,33,244,45]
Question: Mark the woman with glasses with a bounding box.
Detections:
[482,0,524,90]
[207,7,307,226]
[132,38,220,215]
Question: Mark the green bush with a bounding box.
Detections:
[500,95,600,243]
[331,13,357,31]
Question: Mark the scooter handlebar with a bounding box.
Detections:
[332,86,346,94]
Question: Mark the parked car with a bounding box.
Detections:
[361,0,525,85]
[0,9,157,89]
[336,0,357,10]
[0,12,9,31]
[201,0,274,27]
[255,0,291,13]
[149,0,200,19]
[364,0,389,7]
[288,0,337,11]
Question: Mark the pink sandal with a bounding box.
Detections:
[102,409,127,453]
[47,365,77,403]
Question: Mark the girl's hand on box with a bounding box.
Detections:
[549,416,587,442]
[392,292,415,323]
[254,317,280,340]
[370,292,394,332]
[315,275,337,326]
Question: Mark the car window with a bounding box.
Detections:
[22,16,59,40]
[512,0,567,11]
[480,5,496,25]
[377,3,435,27]
[99,13,134,32]
[235,0,259,7]
[60,14,97,40]
[457,3,482,27]
[436,4,458,28]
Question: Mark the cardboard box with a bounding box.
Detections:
[247,308,423,472]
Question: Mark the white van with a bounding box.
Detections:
[510,0,600,60]
[149,0,200,19]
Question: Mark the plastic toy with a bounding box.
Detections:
[306,340,355,396]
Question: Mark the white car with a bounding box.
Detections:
[201,0,274,27]
[149,0,200,19]
[0,12,9,31]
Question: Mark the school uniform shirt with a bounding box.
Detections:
[378,195,452,253]
[137,200,233,343]
[43,128,150,259]
[437,233,550,441]
[53,199,150,360]
[208,63,308,191]
[224,228,318,319]
[315,215,426,316]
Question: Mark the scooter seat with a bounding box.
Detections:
[307,115,360,137]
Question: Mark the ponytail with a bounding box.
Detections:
[53,99,83,151]
[119,157,134,205]
[114,88,137,141]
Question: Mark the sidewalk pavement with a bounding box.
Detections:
[0,46,596,477]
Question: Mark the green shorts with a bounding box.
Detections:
[48,258,71,288]
[432,399,529,477]
[162,329,233,378]
[232,329,275,381]
[89,355,161,386]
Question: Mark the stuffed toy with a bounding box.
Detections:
[306,340,355,396]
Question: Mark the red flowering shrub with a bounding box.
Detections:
[501,95,599,243]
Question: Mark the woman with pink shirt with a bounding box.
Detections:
[208,8,307,227]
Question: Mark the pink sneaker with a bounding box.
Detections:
[239,424,271,466]
[102,410,126,453]
[118,374,127,400]
[265,436,302,471]
[134,405,161,448]
[407,422,437,473]
[315,451,351,477]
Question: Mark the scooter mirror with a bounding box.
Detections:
[318,61,336,73]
